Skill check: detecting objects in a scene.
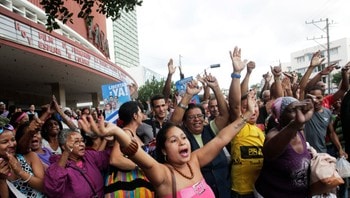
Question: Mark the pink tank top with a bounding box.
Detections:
[162,179,215,198]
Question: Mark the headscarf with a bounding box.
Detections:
[271,97,298,122]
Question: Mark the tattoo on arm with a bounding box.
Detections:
[234,119,246,130]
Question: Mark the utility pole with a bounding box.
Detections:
[305,18,332,94]
[179,54,182,67]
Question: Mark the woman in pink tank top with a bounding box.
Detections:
[79,85,257,197]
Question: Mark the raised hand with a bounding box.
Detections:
[196,74,206,86]
[310,50,326,67]
[204,74,218,89]
[229,46,245,73]
[246,90,256,114]
[247,61,256,73]
[320,63,337,75]
[294,100,314,124]
[283,71,298,84]
[263,72,272,82]
[270,64,282,78]
[185,80,202,96]
[167,58,176,75]
[281,76,292,90]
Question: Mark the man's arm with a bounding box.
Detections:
[299,50,325,100]
[270,65,283,99]
[162,59,176,102]
[328,120,348,158]
[205,74,229,130]
[241,61,255,95]
[228,46,245,121]
[331,64,350,102]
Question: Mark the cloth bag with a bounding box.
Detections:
[308,145,344,195]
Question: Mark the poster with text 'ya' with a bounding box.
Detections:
[175,76,200,104]
[101,82,131,123]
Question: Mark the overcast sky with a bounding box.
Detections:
[136,0,350,89]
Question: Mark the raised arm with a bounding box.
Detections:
[194,91,255,167]
[260,72,272,99]
[170,80,201,124]
[197,72,210,103]
[162,59,176,103]
[79,116,168,188]
[299,51,325,100]
[263,100,314,160]
[270,65,283,99]
[51,96,78,130]
[331,64,350,102]
[304,63,337,94]
[204,74,229,130]
[228,46,245,121]
[241,61,255,95]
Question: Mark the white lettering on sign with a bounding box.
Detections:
[0,13,135,85]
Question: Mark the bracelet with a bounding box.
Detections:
[23,173,32,183]
[240,114,247,123]
[231,73,241,79]
[178,103,188,110]
[120,138,139,157]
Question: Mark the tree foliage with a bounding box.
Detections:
[332,71,342,85]
[137,76,175,104]
[40,0,142,31]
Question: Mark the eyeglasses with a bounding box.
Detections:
[0,124,14,134]
[187,114,204,121]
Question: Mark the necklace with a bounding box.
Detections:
[171,162,194,180]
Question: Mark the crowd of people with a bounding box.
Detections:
[0,46,350,198]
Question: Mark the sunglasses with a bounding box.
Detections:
[0,124,14,134]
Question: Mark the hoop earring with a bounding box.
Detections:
[164,154,167,162]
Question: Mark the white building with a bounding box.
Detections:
[290,37,350,93]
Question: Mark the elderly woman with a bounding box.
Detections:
[254,97,314,197]
[0,123,45,197]
[44,128,113,197]
[79,91,256,198]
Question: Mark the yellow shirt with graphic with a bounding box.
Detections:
[231,123,265,195]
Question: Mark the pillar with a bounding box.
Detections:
[51,83,66,107]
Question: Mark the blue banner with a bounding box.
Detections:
[101,82,131,123]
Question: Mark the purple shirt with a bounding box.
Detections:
[44,150,110,198]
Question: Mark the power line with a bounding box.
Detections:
[305,18,333,94]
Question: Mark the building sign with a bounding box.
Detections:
[0,13,133,84]
[86,18,110,58]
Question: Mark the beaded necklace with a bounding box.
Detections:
[171,162,194,180]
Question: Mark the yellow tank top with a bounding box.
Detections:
[231,123,265,194]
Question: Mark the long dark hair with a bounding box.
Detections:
[118,101,142,126]
[156,122,179,163]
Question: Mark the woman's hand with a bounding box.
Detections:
[185,80,202,96]
[294,100,314,124]
[6,153,23,176]
[79,115,122,138]
[0,158,10,179]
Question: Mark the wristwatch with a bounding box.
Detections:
[178,103,188,110]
